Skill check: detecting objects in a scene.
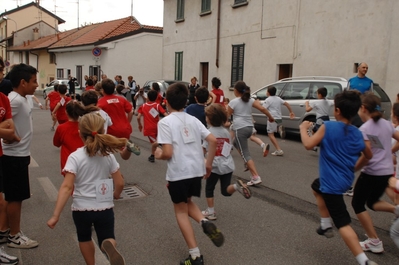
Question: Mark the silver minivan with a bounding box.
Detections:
[251,76,392,134]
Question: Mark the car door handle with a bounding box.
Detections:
[299,104,304,107]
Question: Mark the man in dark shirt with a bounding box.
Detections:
[68,75,77,98]
[0,59,13,96]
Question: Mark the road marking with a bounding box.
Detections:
[29,156,39,167]
[72,235,110,265]
[37,177,59,202]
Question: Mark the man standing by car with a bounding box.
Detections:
[67,75,76,99]
[348,62,373,94]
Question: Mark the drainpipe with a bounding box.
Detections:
[216,0,221,68]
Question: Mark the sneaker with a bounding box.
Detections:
[243,163,249,172]
[278,125,286,139]
[360,237,384,253]
[271,150,284,156]
[365,261,379,265]
[180,255,204,265]
[343,186,354,197]
[7,231,38,249]
[236,179,251,199]
[201,220,224,247]
[101,239,126,265]
[148,155,155,163]
[126,140,140,156]
[316,226,334,238]
[247,176,262,186]
[0,230,9,244]
[0,246,18,265]
[202,209,217,221]
[262,143,270,157]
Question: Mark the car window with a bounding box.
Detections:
[311,82,343,99]
[373,84,390,102]
[280,82,310,100]
[254,83,285,100]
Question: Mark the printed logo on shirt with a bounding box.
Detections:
[106,98,120,104]
[216,138,230,156]
[0,107,5,119]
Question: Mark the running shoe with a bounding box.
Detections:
[271,150,284,156]
[360,237,384,253]
[365,261,379,265]
[180,255,204,265]
[0,229,9,244]
[278,125,286,139]
[262,143,270,157]
[126,140,140,156]
[101,239,126,265]
[148,155,155,163]
[247,177,262,186]
[7,231,38,249]
[0,246,18,265]
[201,220,224,247]
[343,186,354,197]
[316,226,334,238]
[236,179,251,199]
[202,209,217,221]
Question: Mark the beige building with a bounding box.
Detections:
[163,0,399,101]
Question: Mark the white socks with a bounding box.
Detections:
[189,247,200,259]
[320,217,332,230]
[206,207,215,214]
[355,253,368,265]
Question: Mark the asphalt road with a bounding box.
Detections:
[6,102,399,265]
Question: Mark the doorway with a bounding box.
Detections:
[201,62,209,88]
[278,64,293,80]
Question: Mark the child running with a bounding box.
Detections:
[52,84,71,125]
[300,90,377,265]
[47,113,126,265]
[262,86,295,156]
[45,84,61,131]
[185,87,208,127]
[81,90,113,133]
[305,87,334,152]
[154,83,224,265]
[137,90,167,163]
[227,81,274,186]
[201,103,251,221]
[351,92,399,253]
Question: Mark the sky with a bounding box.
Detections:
[1,0,164,30]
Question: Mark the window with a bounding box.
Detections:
[76,66,82,86]
[56,68,64,79]
[175,52,183,81]
[280,82,310,100]
[201,0,211,13]
[49,53,56,64]
[230,44,245,87]
[234,0,247,4]
[254,83,286,101]
[176,0,185,21]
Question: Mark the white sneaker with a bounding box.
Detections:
[343,186,354,196]
[360,237,384,253]
[202,209,217,220]
[0,246,18,265]
[247,177,262,186]
[271,150,284,156]
[7,231,38,249]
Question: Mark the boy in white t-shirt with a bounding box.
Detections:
[262,86,295,156]
[155,83,224,265]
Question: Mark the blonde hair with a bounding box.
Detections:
[79,113,127,157]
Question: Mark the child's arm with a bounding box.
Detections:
[392,130,399,153]
[45,96,50,110]
[305,101,313,112]
[111,169,124,199]
[283,102,295,119]
[137,113,143,132]
[0,118,20,143]
[389,177,399,192]
[154,143,173,160]
[204,133,217,178]
[209,91,216,104]
[52,102,61,117]
[299,121,324,149]
[127,110,133,123]
[47,172,75,229]
[32,95,43,109]
[355,140,373,171]
[252,100,275,122]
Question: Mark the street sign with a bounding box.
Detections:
[92,47,102,57]
[4,60,10,67]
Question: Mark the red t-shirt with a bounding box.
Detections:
[138,102,166,136]
[53,121,84,175]
[55,96,72,124]
[47,91,61,111]
[0,93,12,156]
[212,88,225,104]
[98,94,133,138]
[85,86,95,91]
[155,93,163,105]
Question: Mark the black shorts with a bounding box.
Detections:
[311,178,351,229]
[168,177,202,204]
[72,208,115,246]
[1,155,30,202]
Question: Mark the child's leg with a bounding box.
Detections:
[174,201,199,249]
[0,195,8,231]
[312,190,330,218]
[79,240,95,265]
[119,147,132,160]
[101,238,125,265]
[7,201,22,235]
[338,225,365,257]
[205,173,219,209]
[268,133,281,151]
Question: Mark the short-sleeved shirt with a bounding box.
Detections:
[2,91,33,157]
[348,76,373,94]
[53,121,84,174]
[97,109,113,134]
[47,91,61,111]
[360,118,395,176]
[263,96,285,119]
[98,95,132,139]
[135,93,147,107]
[55,96,72,124]
[185,104,207,127]
[309,99,334,119]
[138,102,166,136]
[64,147,119,211]
[212,88,225,104]
[203,126,235,175]
[0,93,12,156]
[157,112,210,181]
[228,98,255,130]
[319,122,365,194]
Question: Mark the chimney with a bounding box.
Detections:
[33,27,39,41]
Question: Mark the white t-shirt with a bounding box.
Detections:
[136,92,147,107]
[98,109,113,133]
[228,97,255,130]
[309,99,334,119]
[63,147,120,211]
[157,112,210,181]
[202,126,235,175]
[263,96,285,119]
[2,92,33,156]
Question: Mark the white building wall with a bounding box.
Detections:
[163,0,399,101]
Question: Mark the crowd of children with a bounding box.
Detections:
[3,65,399,265]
